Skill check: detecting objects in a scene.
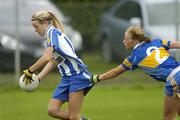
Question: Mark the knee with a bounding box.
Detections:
[163,111,170,120]
[69,114,80,120]
[163,116,168,120]
[163,115,171,120]
[47,108,59,117]
[163,114,176,120]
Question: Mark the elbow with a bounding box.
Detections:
[112,70,120,77]
[43,55,53,62]
[170,42,180,49]
[113,69,123,77]
[113,72,119,77]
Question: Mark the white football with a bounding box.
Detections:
[19,74,39,92]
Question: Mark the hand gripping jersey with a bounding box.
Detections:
[122,39,179,82]
[45,25,87,77]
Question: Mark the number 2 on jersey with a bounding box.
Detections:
[146,46,168,64]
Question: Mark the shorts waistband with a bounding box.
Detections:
[62,70,90,78]
[166,66,180,81]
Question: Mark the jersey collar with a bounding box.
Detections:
[45,24,53,38]
[133,42,144,50]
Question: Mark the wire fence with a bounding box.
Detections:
[56,2,116,51]
[0,0,179,84]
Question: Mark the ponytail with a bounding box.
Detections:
[31,10,65,33]
[48,12,64,33]
[126,25,150,43]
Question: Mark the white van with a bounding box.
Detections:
[134,0,180,41]
[0,0,83,71]
[100,0,180,62]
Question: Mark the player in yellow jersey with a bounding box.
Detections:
[92,25,180,120]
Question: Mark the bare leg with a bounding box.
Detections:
[47,98,69,120]
[176,95,180,116]
[68,90,85,120]
[163,95,179,120]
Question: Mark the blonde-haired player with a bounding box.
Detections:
[92,25,180,120]
[23,10,93,120]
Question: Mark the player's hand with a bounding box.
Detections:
[91,74,100,84]
[23,76,34,85]
[23,69,33,79]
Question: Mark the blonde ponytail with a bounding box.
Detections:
[126,25,150,43]
[48,12,64,33]
[31,10,64,33]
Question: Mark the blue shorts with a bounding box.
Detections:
[165,71,180,97]
[52,71,94,101]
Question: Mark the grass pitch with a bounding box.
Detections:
[0,53,179,120]
[0,85,164,120]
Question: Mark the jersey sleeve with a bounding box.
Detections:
[46,29,62,49]
[45,38,52,47]
[161,39,171,50]
[122,55,136,71]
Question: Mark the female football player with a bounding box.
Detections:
[23,10,93,120]
[92,25,180,120]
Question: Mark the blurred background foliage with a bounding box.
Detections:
[50,0,118,3]
[50,0,118,51]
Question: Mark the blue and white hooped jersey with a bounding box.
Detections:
[122,39,179,82]
[45,25,87,77]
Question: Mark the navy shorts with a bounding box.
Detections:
[52,71,94,101]
[165,71,180,97]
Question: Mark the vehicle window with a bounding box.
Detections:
[114,1,142,21]
[147,2,180,25]
[0,0,66,25]
[0,0,15,24]
[20,0,66,24]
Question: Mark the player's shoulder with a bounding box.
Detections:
[50,28,62,35]
[150,38,171,44]
[150,38,162,43]
[47,26,62,37]
[146,38,165,47]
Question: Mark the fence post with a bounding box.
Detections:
[15,0,21,84]
[175,0,180,61]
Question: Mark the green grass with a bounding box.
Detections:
[0,53,179,120]
[84,86,164,120]
[0,85,164,120]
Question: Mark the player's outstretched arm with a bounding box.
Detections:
[91,65,127,83]
[170,41,180,49]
